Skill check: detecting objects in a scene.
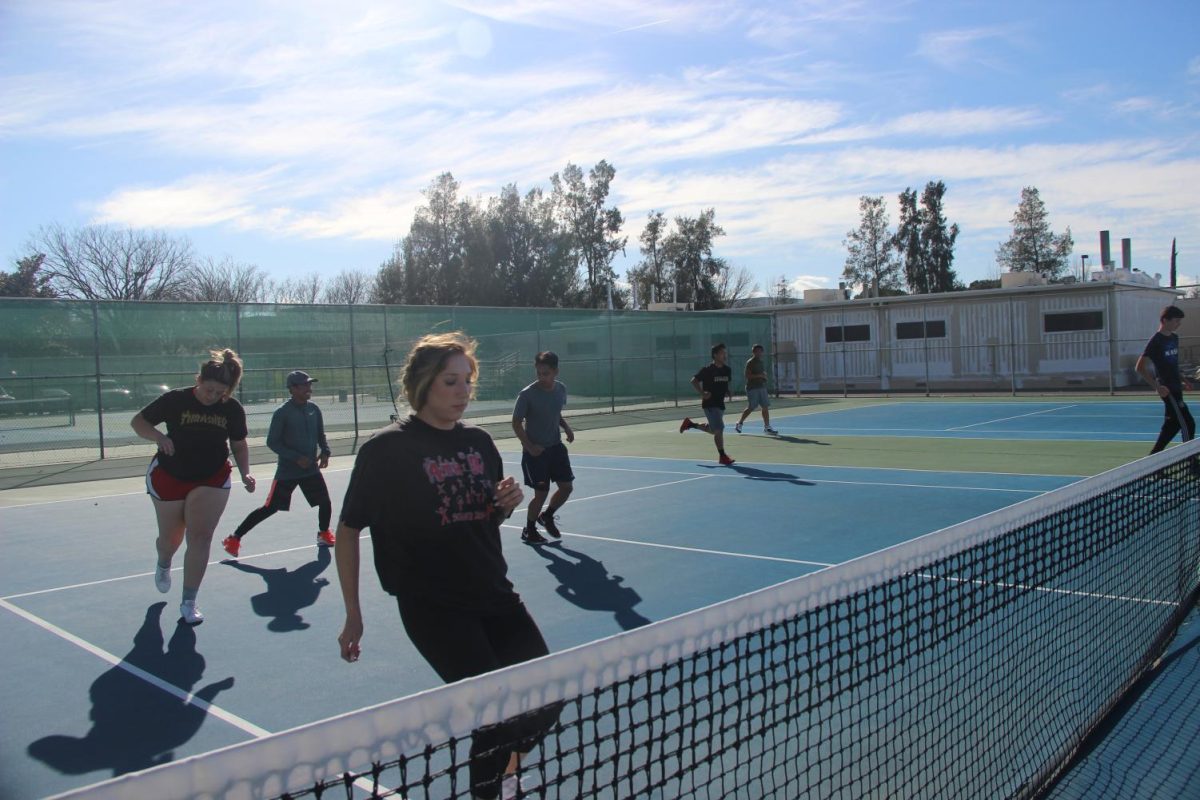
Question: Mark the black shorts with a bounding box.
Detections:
[262,473,330,512]
[521,443,574,489]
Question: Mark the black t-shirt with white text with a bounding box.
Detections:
[693,363,732,410]
[140,388,248,480]
[1143,331,1183,395]
[339,415,518,612]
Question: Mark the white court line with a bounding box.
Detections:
[0,596,271,737]
[947,404,1077,431]
[503,526,835,569]
[921,572,1176,608]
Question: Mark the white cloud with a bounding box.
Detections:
[916,25,1022,71]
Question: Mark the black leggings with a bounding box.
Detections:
[1151,393,1195,454]
[397,598,559,799]
[232,499,331,538]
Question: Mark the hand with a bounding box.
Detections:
[296,455,312,469]
[526,443,545,457]
[242,474,256,492]
[339,616,363,662]
[494,475,524,518]
[565,429,575,444]
[157,434,175,457]
[318,452,330,469]
[702,391,711,400]
[1158,384,1170,399]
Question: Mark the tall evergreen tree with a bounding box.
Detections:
[663,209,726,310]
[843,196,901,296]
[894,189,925,293]
[996,187,1074,279]
[550,161,626,308]
[0,254,57,297]
[920,181,960,292]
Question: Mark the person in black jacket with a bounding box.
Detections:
[131,349,256,625]
[334,331,556,800]
[223,370,334,558]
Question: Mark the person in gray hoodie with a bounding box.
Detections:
[223,370,334,557]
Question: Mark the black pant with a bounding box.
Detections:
[1151,393,1195,454]
[397,597,560,799]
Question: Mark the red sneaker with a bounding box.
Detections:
[719,454,736,466]
[317,529,336,547]
[679,417,693,433]
[221,535,240,557]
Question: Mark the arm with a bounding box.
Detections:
[267,406,310,466]
[559,416,574,444]
[335,522,364,662]
[691,376,709,400]
[131,412,174,456]
[229,439,256,492]
[316,406,331,468]
[1135,355,1169,399]
[512,416,544,456]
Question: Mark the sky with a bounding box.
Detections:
[2,0,1198,298]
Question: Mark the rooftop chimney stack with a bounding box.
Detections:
[1121,238,1132,270]
[1100,231,1112,267]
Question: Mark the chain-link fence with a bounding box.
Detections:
[0,299,771,466]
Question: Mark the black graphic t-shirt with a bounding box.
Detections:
[693,363,732,410]
[1143,331,1183,394]
[140,388,248,480]
[340,415,519,612]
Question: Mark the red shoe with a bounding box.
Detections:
[679,417,693,433]
[221,535,240,557]
[317,529,336,547]
[719,454,735,466]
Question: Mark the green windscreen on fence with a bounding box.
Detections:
[0,298,771,461]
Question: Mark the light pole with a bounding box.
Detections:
[1081,254,1089,281]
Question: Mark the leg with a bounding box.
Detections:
[1152,397,1183,454]
[547,480,573,513]
[233,506,277,539]
[152,498,187,567]
[180,486,230,592]
[526,487,550,527]
[714,429,725,454]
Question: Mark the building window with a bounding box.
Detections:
[896,320,947,340]
[1043,311,1104,333]
[825,324,871,343]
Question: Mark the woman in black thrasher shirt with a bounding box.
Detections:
[131,349,257,625]
[334,332,559,800]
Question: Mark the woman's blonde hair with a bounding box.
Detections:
[401,332,478,411]
[197,348,243,398]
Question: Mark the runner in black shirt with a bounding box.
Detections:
[1135,304,1196,453]
[680,342,736,465]
[334,332,557,800]
[131,349,256,625]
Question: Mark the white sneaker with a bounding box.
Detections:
[155,564,171,593]
[764,426,778,435]
[501,774,533,800]
[735,422,743,433]
[180,600,204,625]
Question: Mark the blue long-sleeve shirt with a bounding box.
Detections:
[267,400,331,480]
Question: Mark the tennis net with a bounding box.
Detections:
[55,443,1200,800]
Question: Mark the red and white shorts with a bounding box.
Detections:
[146,458,232,501]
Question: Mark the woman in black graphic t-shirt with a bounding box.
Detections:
[334,332,557,800]
[131,349,256,625]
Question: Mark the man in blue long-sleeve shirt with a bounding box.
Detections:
[223,371,334,557]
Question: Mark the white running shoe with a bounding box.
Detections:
[764,426,779,435]
[501,774,533,800]
[180,600,204,625]
[735,422,743,433]
[154,564,171,593]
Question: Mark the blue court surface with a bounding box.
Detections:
[0,447,1080,799]
[763,399,1169,441]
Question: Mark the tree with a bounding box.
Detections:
[773,276,794,304]
[485,184,579,307]
[714,264,758,308]
[274,273,324,304]
[628,211,671,307]
[920,181,960,292]
[996,187,1074,279]
[0,254,57,297]
[663,209,726,310]
[894,189,925,292]
[371,244,406,305]
[402,173,483,305]
[27,224,194,300]
[550,161,626,308]
[323,269,373,304]
[843,196,901,296]
[184,257,270,302]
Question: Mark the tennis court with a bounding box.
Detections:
[1,397,1197,799]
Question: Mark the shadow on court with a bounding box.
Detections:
[27,602,233,778]
[701,463,815,486]
[534,542,651,631]
[771,435,831,446]
[222,546,332,632]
